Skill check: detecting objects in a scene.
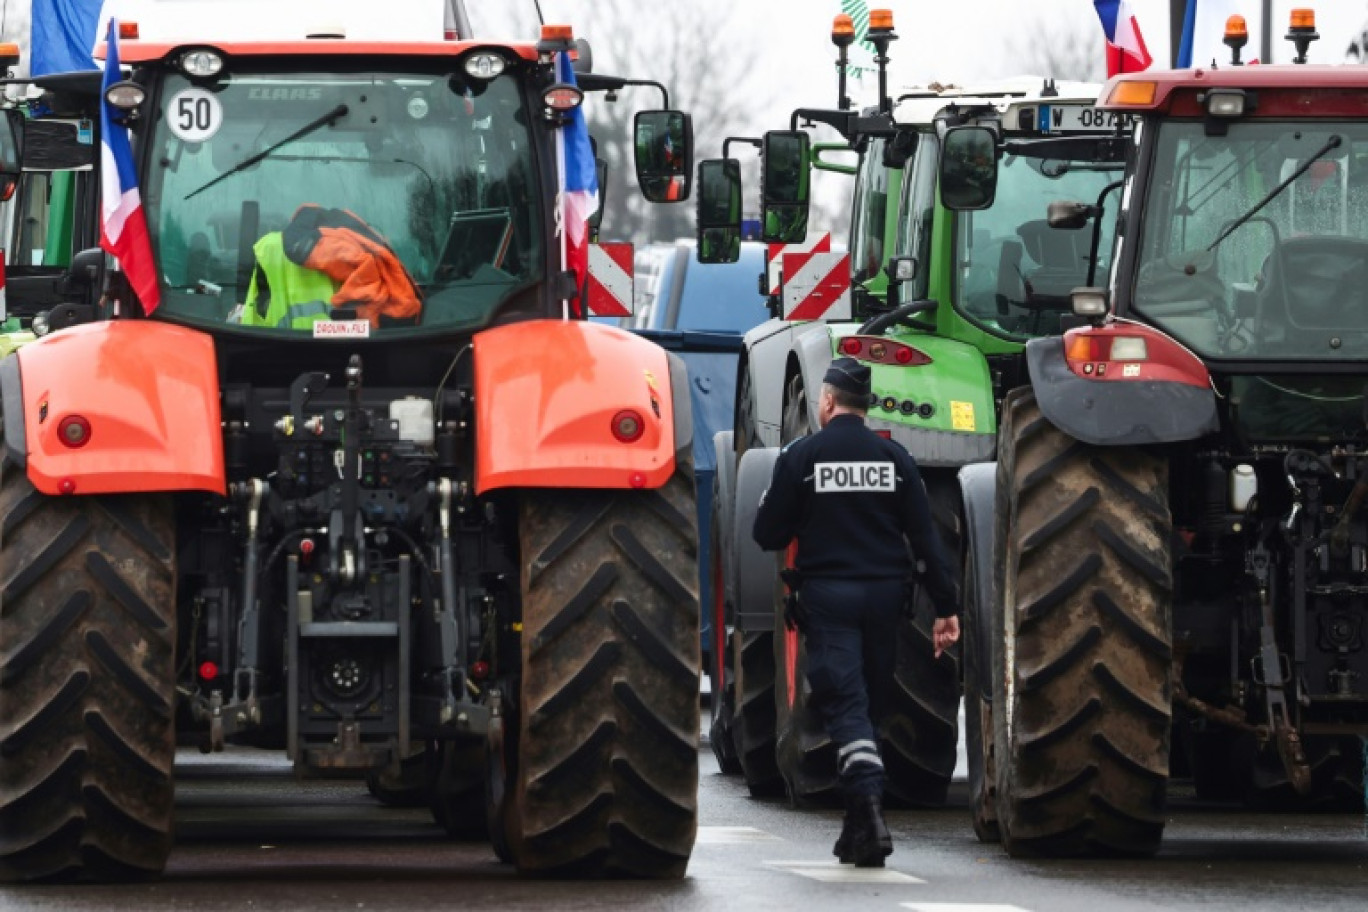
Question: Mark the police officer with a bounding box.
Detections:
[752,357,960,867]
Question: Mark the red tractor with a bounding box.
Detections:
[0,8,700,881]
[954,10,1368,856]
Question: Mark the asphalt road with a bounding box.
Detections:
[1,736,1365,911]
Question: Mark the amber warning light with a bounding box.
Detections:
[832,14,855,46]
[869,9,894,32]
[1224,15,1247,41]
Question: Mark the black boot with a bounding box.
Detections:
[847,794,893,868]
[833,794,857,863]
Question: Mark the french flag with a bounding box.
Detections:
[554,50,598,316]
[100,19,161,314]
[1094,0,1153,77]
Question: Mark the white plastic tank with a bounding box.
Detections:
[1230,463,1257,513]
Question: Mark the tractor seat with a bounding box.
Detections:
[1258,237,1368,344]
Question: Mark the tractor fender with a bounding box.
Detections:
[793,325,836,431]
[799,327,998,468]
[957,461,997,705]
[1026,335,1218,446]
[732,446,781,633]
[3,321,225,496]
[473,320,679,494]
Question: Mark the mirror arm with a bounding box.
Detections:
[723,136,762,160]
[579,74,668,109]
[788,108,897,144]
[1084,179,1125,287]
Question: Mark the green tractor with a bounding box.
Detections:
[698,14,1130,811]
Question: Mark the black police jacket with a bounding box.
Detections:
[752,413,960,617]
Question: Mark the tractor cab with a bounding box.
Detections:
[13,29,688,341]
[1086,14,1368,445]
[898,79,1129,343]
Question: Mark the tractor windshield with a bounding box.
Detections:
[1133,120,1368,361]
[143,66,542,335]
[953,152,1122,339]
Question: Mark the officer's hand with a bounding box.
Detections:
[932,616,960,659]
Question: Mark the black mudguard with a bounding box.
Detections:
[666,351,694,460]
[1026,336,1218,446]
[0,355,26,467]
[957,462,996,704]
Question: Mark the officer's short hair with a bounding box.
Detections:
[823,382,868,412]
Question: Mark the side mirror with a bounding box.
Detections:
[761,130,810,243]
[588,158,608,234]
[0,110,24,178]
[939,125,998,211]
[1047,200,1096,231]
[696,158,742,264]
[634,110,693,203]
[62,246,105,298]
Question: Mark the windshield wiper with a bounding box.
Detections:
[1207,134,1343,252]
[184,104,349,200]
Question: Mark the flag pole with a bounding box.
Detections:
[1260,0,1273,63]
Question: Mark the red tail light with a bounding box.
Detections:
[836,335,931,366]
[58,415,91,448]
[198,661,219,681]
[611,409,645,443]
[1062,325,1209,387]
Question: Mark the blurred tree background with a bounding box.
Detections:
[469,0,854,247]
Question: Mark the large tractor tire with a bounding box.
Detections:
[368,744,436,808]
[429,740,489,839]
[509,461,700,878]
[730,447,784,797]
[0,441,177,882]
[707,431,742,775]
[882,475,962,808]
[770,486,963,809]
[769,366,962,808]
[992,390,1172,857]
[962,541,999,841]
[772,544,837,808]
[771,375,835,807]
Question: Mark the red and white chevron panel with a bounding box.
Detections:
[587,242,634,317]
[767,232,831,296]
[782,251,852,321]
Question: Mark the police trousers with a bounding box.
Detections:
[800,576,905,799]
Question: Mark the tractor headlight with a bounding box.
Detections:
[104,80,146,110]
[464,53,506,80]
[180,49,224,78]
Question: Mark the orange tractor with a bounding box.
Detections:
[0,8,700,881]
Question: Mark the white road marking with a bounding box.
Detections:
[901,904,1032,912]
[765,860,925,884]
[696,826,784,844]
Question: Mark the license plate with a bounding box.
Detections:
[1039,105,1131,133]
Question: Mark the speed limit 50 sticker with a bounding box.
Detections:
[167,87,223,143]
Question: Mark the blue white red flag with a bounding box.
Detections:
[554,50,599,315]
[1093,0,1153,77]
[100,19,161,314]
[1177,0,1244,68]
